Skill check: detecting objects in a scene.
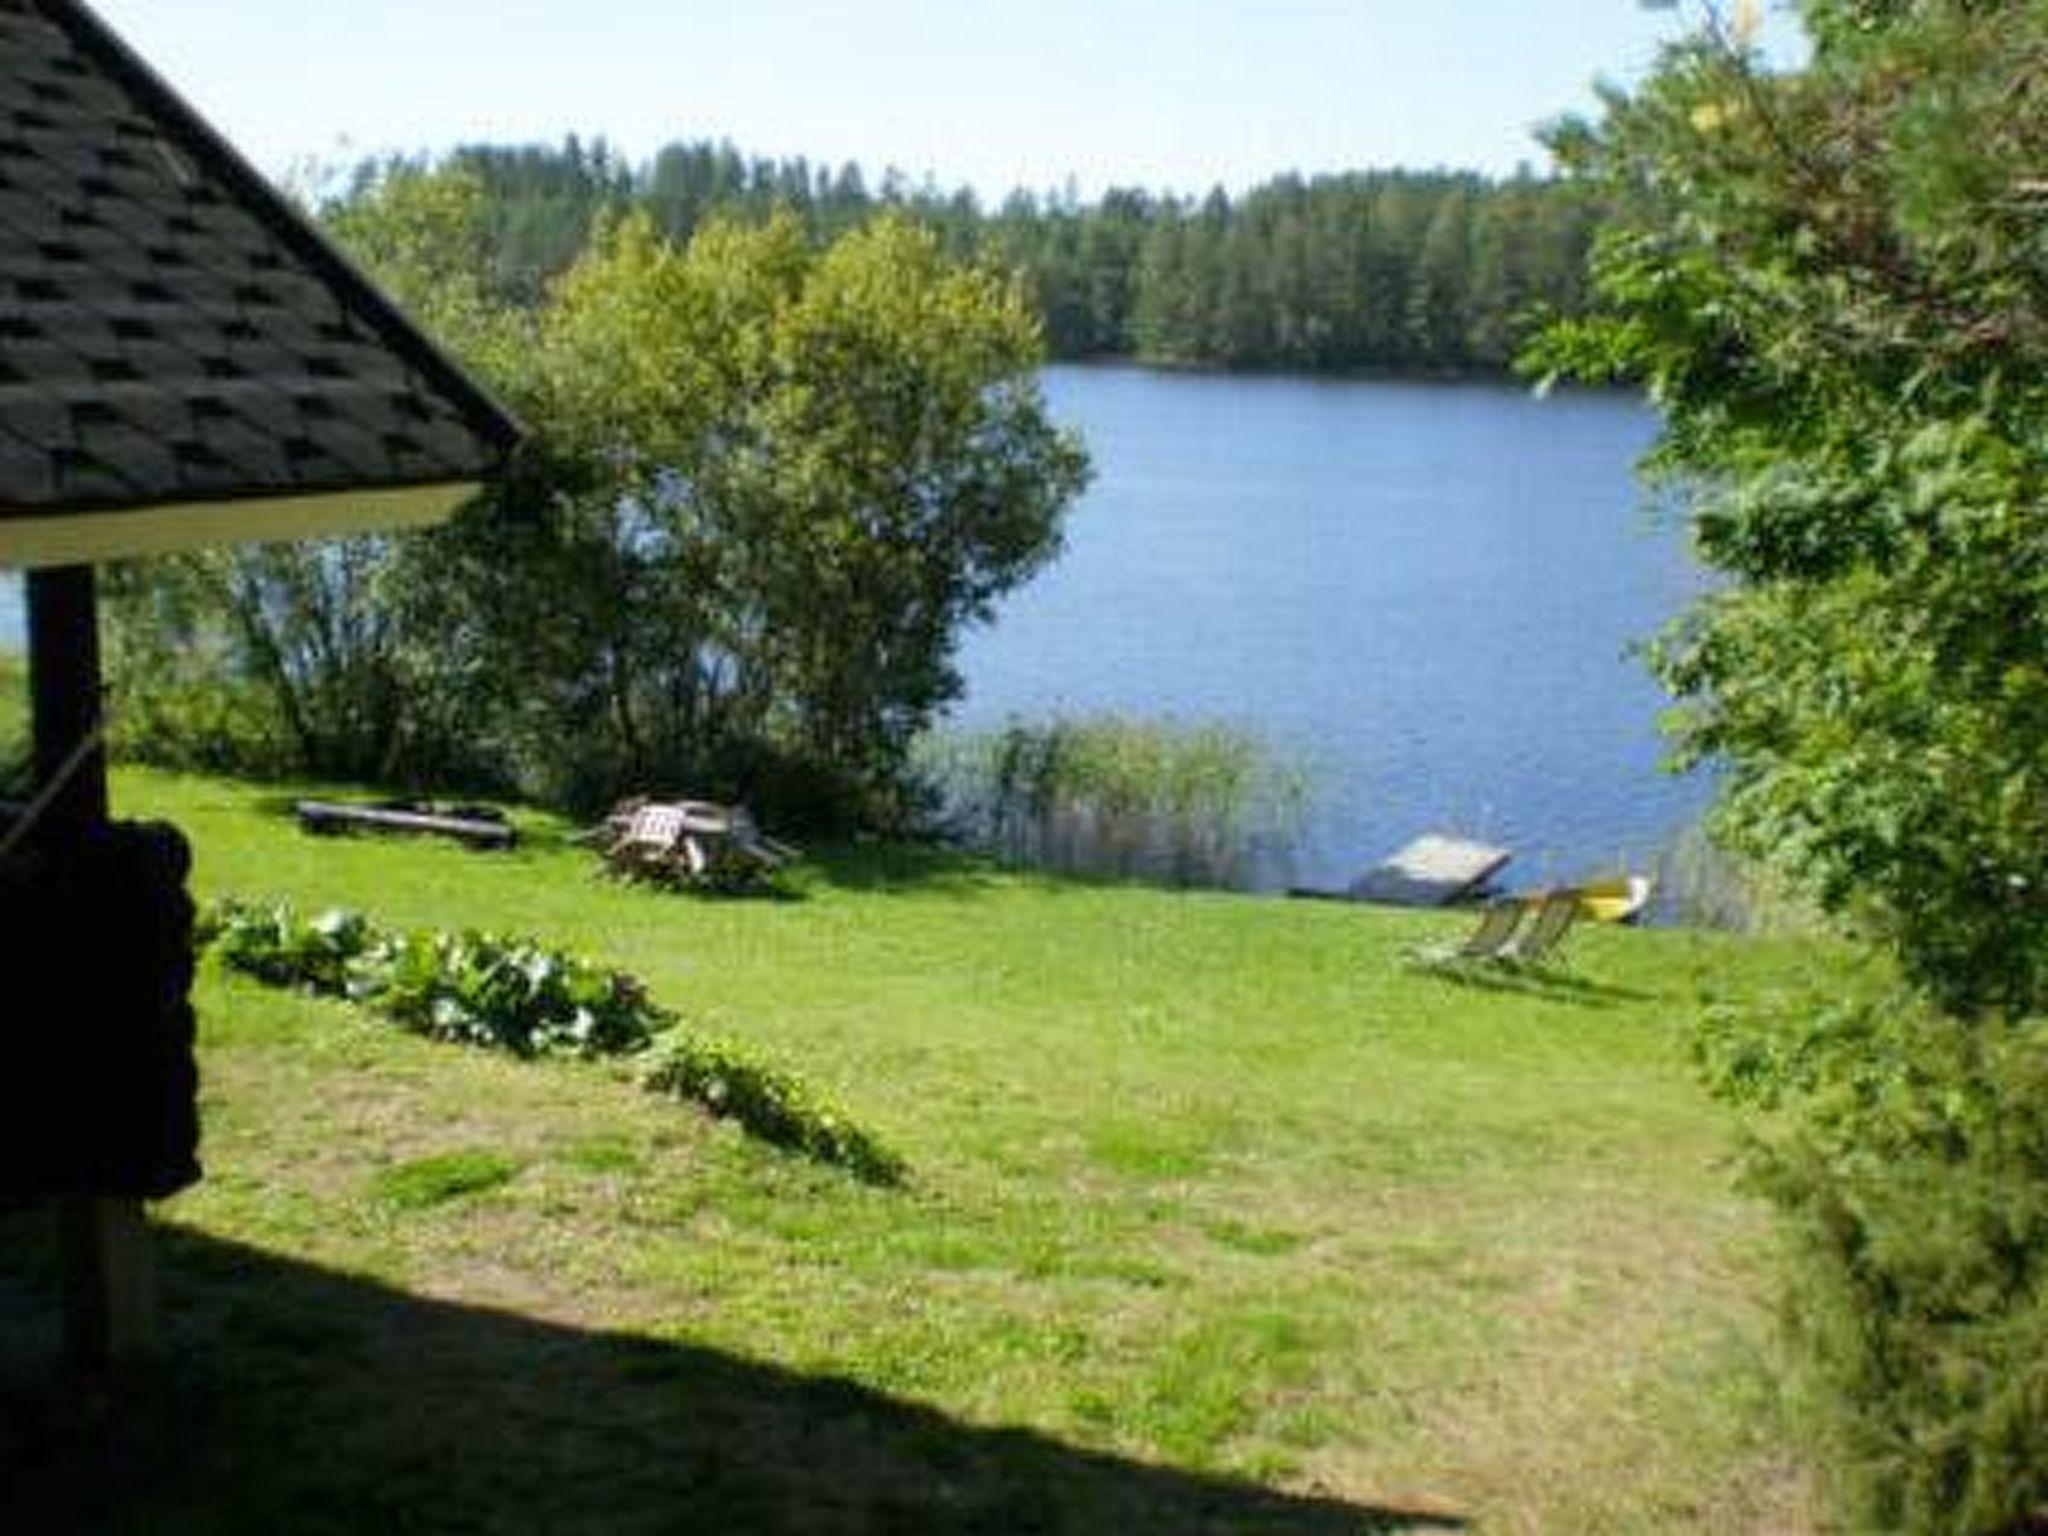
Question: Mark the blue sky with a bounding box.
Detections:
[93,1,1803,199]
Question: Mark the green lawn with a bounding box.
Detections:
[1,649,24,780]
[3,765,1835,1533]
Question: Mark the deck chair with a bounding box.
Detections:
[1410,897,1528,966]
[1497,887,1582,965]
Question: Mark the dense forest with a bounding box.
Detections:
[333,138,1597,374]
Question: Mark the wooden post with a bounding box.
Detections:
[26,564,154,1369]
[27,565,107,831]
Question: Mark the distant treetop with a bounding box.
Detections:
[329,137,1598,377]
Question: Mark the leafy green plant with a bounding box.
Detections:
[359,928,660,1058]
[202,898,901,1181]
[203,899,657,1059]
[1697,990,2048,1532]
[642,1034,905,1187]
[202,902,373,995]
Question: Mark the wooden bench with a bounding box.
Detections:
[295,799,517,849]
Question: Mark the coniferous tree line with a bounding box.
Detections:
[338,137,1596,373]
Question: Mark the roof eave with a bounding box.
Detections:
[0,480,483,568]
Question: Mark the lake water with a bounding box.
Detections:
[0,365,1709,892]
[949,365,1709,892]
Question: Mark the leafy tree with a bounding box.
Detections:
[104,167,529,785]
[1530,3,2048,1526]
[108,173,1087,829]
[1534,0,2048,1018]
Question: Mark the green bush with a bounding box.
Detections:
[362,929,660,1058]
[107,670,297,780]
[1698,995,2048,1531]
[202,899,901,1181]
[643,1035,905,1187]
[203,903,373,997]
[203,900,659,1059]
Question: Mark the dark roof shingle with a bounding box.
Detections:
[0,0,520,525]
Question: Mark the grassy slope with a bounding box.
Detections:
[1,650,23,781]
[4,765,1835,1533]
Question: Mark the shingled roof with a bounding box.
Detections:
[0,0,521,566]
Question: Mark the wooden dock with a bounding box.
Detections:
[1290,833,1511,907]
[1348,834,1510,906]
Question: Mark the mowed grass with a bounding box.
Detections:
[0,649,24,779]
[2,764,1835,1533]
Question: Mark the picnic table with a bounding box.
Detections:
[596,798,794,887]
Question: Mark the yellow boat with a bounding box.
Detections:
[1577,874,1652,924]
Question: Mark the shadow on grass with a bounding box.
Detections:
[598,869,814,905]
[1408,960,1653,1008]
[246,787,341,820]
[797,838,1015,897]
[0,1218,1463,1536]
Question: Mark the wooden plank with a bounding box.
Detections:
[295,800,516,847]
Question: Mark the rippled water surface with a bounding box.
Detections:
[950,365,1709,890]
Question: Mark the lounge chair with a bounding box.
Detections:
[1498,887,1582,965]
[1577,874,1652,925]
[1410,897,1528,965]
